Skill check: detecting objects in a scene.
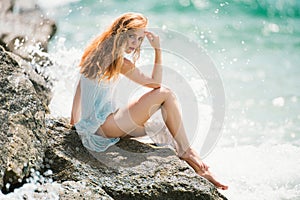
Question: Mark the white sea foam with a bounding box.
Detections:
[207,143,300,200]
[36,0,80,9]
[47,37,82,117]
[0,170,61,200]
[0,182,61,200]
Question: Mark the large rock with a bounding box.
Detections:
[7,51,52,111]
[45,117,227,200]
[0,46,47,193]
[0,0,56,61]
[27,181,113,200]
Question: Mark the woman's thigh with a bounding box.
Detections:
[99,87,170,138]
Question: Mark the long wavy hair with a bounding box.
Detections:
[79,12,148,81]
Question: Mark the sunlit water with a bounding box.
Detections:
[2,0,300,199]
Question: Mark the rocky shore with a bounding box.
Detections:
[0,0,227,199]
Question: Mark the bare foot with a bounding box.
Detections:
[180,148,228,190]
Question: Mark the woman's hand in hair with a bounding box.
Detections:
[145,31,160,50]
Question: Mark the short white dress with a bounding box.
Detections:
[75,75,120,152]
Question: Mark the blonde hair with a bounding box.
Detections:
[79,12,148,81]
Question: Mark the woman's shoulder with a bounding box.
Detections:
[80,74,99,86]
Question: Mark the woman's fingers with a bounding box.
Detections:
[145,31,155,41]
[145,31,160,48]
[145,31,155,39]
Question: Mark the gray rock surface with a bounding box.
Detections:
[58,181,113,200]
[26,181,113,200]
[45,117,227,200]
[0,46,47,193]
[7,52,52,111]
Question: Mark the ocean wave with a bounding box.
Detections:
[208,143,300,200]
[230,0,300,18]
[148,0,300,18]
[36,0,80,9]
[35,0,300,18]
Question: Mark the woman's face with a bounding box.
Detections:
[125,28,145,54]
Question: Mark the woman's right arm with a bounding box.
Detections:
[121,31,162,89]
[70,80,81,125]
[146,31,162,84]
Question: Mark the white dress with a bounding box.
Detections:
[75,75,120,152]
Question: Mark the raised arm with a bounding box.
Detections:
[70,80,81,125]
[121,31,162,88]
[147,31,162,85]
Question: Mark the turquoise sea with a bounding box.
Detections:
[7,0,300,199]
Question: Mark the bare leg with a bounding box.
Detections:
[100,87,228,190]
[180,148,228,190]
[100,87,189,152]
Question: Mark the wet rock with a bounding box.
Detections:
[7,51,52,111]
[0,0,56,61]
[0,0,13,13]
[0,46,47,193]
[26,180,113,200]
[59,181,113,200]
[1,180,113,200]
[45,117,227,200]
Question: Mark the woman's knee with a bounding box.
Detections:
[152,86,175,99]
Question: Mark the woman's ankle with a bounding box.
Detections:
[178,147,194,158]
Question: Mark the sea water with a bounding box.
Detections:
[2,0,300,199]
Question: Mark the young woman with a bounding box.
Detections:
[70,12,228,190]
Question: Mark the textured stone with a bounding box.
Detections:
[0,47,47,193]
[7,51,52,111]
[59,181,113,200]
[45,117,227,200]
